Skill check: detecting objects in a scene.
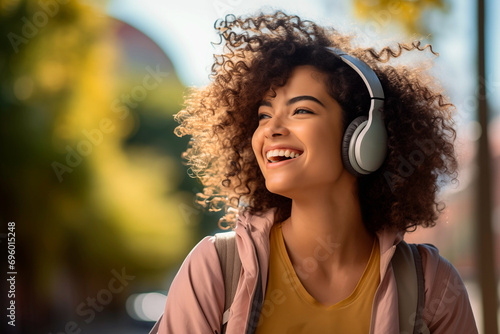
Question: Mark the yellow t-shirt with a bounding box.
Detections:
[255,223,380,333]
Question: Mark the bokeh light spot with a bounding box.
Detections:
[126,292,167,322]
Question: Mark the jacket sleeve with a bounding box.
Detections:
[419,245,478,334]
[157,236,225,334]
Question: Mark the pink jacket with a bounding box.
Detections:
[158,210,477,333]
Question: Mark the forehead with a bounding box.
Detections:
[263,65,329,99]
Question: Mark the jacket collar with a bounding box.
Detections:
[376,228,405,280]
[234,209,275,291]
[233,208,404,291]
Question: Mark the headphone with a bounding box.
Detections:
[326,47,388,176]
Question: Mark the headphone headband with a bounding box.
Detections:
[327,48,385,100]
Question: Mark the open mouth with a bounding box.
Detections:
[266,149,303,163]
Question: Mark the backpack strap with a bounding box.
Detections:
[214,231,242,333]
[392,241,428,334]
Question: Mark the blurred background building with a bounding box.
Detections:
[0,0,498,333]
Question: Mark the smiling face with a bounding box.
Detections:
[252,65,352,199]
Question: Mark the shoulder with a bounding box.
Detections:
[172,236,224,291]
[417,244,456,288]
[182,235,221,269]
[416,244,478,333]
[158,236,225,333]
[417,244,465,299]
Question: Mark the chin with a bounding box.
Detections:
[264,181,295,199]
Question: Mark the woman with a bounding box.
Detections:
[156,11,477,334]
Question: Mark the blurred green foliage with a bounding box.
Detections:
[353,0,448,35]
[0,0,215,331]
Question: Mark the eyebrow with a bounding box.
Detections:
[259,95,325,108]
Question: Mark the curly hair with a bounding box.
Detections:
[174,11,457,233]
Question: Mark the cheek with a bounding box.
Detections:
[306,124,344,167]
[251,130,263,164]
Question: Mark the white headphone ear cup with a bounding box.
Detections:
[342,116,368,177]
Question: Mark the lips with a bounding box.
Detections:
[265,148,303,163]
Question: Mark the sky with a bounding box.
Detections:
[106,0,499,122]
[106,0,353,87]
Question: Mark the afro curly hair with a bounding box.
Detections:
[174,11,457,233]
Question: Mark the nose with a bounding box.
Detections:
[263,117,290,138]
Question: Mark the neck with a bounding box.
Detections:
[280,176,374,274]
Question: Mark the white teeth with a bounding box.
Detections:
[266,149,302,160]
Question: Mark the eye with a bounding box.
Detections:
[258,113,271,121]
[293,108,314,115]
